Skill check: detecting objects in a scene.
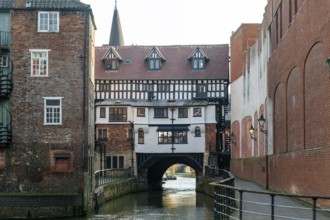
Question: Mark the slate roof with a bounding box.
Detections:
[27,0,90,9]
[0,0,90,9]
[0,0,15,8]
[95,45,229,80]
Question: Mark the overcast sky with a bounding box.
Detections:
[81,0,267,46]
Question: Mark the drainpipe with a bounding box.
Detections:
[81,9,88,170]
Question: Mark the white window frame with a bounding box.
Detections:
[38,11,59,32]
[30,49,50,77]
[43,97,63,125]
[0,55,8,67]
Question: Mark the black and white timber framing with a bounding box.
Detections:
[95,79,229,102]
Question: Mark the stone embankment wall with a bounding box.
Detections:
[95,178,149,207]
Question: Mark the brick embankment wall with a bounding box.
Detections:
[0,194,83,218]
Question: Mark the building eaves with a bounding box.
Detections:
[27,0,90,10]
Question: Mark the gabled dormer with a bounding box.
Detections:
[145,46,166,70]
[188,47,209,70]
[102,46,123,71]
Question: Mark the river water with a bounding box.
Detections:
[82,177,214,220]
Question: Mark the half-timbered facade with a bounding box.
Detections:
[95,44,230,179]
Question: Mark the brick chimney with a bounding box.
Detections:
[16,0,29,8]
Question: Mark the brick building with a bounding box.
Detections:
[230,0,330,199]
[0,0,96,218]
[94,4,231,184]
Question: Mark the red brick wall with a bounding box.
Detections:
[287,67,304,152]
[230,24,260,82]
[205,124,216,152]
[241,116,252,158]
[97,124,133,151]
[274,83,287,153]
[2,9,94,193]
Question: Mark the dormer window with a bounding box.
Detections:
[188,47,209,70]
[145,47,166,71]
[102,47,123,71]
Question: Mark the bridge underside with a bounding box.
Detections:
[136,153,204,186]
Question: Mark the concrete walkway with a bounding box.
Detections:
[232,178,330,220]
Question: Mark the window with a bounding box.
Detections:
[193,108,202,117]
[158,131,188,144]
[178,108,188,118]
[157,84,170,92]
[109,107,127,122]
[106,156,124,169]
[0,55,8,67]
[137,108,145,117]
[38,11,59,32]
[30,50,49,76]
[44,97,62,125]
[188,48,208,70]
[105,59,119,70]
[154,108,168,118]
[196,84,207,98]
[145,47,165,70]
[97,128,107,141]
[138,128,144,144]
[195,126,201,137]
[100,107,106,118]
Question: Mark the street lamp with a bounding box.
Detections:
[258,113,268,134]
[249,125,256,141]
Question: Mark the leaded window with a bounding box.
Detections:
[154,108,168,118]
[31,50,49,76]
[158,131,188,144]
[109,107,127,122]
[178,108,188,118]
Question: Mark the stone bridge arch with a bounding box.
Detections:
[136,153,204,186]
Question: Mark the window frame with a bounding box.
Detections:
[44,97,63,125]
[97,128,107,141]
[178,108,188,118]
[158,130,188,144]
[154,107,168,118]
[138,128,144,144]
[106,156,124,169]
[30,49,50,77]
[109,107,127,122]
[0,55,8,67]
[137,108,145,117]
[100,107,106,118]
[193,107,202,117]
[38,11,59,32]
[195,126,201,137]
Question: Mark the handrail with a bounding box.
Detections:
[210,181,330,220]
[94,167,132,188]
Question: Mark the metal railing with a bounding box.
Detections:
[94,167,132,188]
[211,181,330,220]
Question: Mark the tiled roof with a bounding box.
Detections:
[95,45,229,80]
[27,0,90,9]
[0,0,90,9]
[0,0,15,8]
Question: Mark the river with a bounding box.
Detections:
[78,177,214,220]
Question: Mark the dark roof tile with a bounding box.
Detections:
[95,45,229,80]
[0,0,15,8]
[27,0,90,9]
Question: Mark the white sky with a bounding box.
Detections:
[81,0,267,46]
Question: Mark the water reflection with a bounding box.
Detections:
[72,177,214,220]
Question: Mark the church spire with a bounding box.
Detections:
[109,0,125,46]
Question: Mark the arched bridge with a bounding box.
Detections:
[136,153,204,186]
